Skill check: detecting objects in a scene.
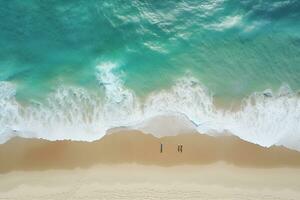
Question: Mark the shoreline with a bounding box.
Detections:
[1,130,300,173]
[1,130,300,199]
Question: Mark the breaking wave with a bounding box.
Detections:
[0,62,299,151]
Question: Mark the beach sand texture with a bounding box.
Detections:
[1,131,300,199]
[1,130,300,172]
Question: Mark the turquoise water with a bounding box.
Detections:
[0,0,300,149]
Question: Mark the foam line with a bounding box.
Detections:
[0,63,299,151]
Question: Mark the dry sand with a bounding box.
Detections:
[1,163,300,200]
[1,130,300,199]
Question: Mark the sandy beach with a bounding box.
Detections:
[1,0,299,199]
[1,163,300,200]
[1,130,300,199]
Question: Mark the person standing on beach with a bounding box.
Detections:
[160,143,163,153]
[178,144,183,153]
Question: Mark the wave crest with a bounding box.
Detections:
[0,64,299,151]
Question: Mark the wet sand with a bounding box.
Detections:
[1,130,300,172]
[1,130,300,199]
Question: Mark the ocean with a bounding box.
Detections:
[0,0,299,150]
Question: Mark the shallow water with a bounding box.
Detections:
[0,0,299,150]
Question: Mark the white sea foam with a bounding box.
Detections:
[205,15,243,31]
[0,63,300,151]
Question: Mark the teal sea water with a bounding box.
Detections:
[0,0,300,150]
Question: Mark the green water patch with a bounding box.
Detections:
[0,0,299,106]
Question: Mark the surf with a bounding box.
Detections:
[0,62,299,151]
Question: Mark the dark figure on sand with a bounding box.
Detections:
[160,143,163,153]
[177,144,183,153]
